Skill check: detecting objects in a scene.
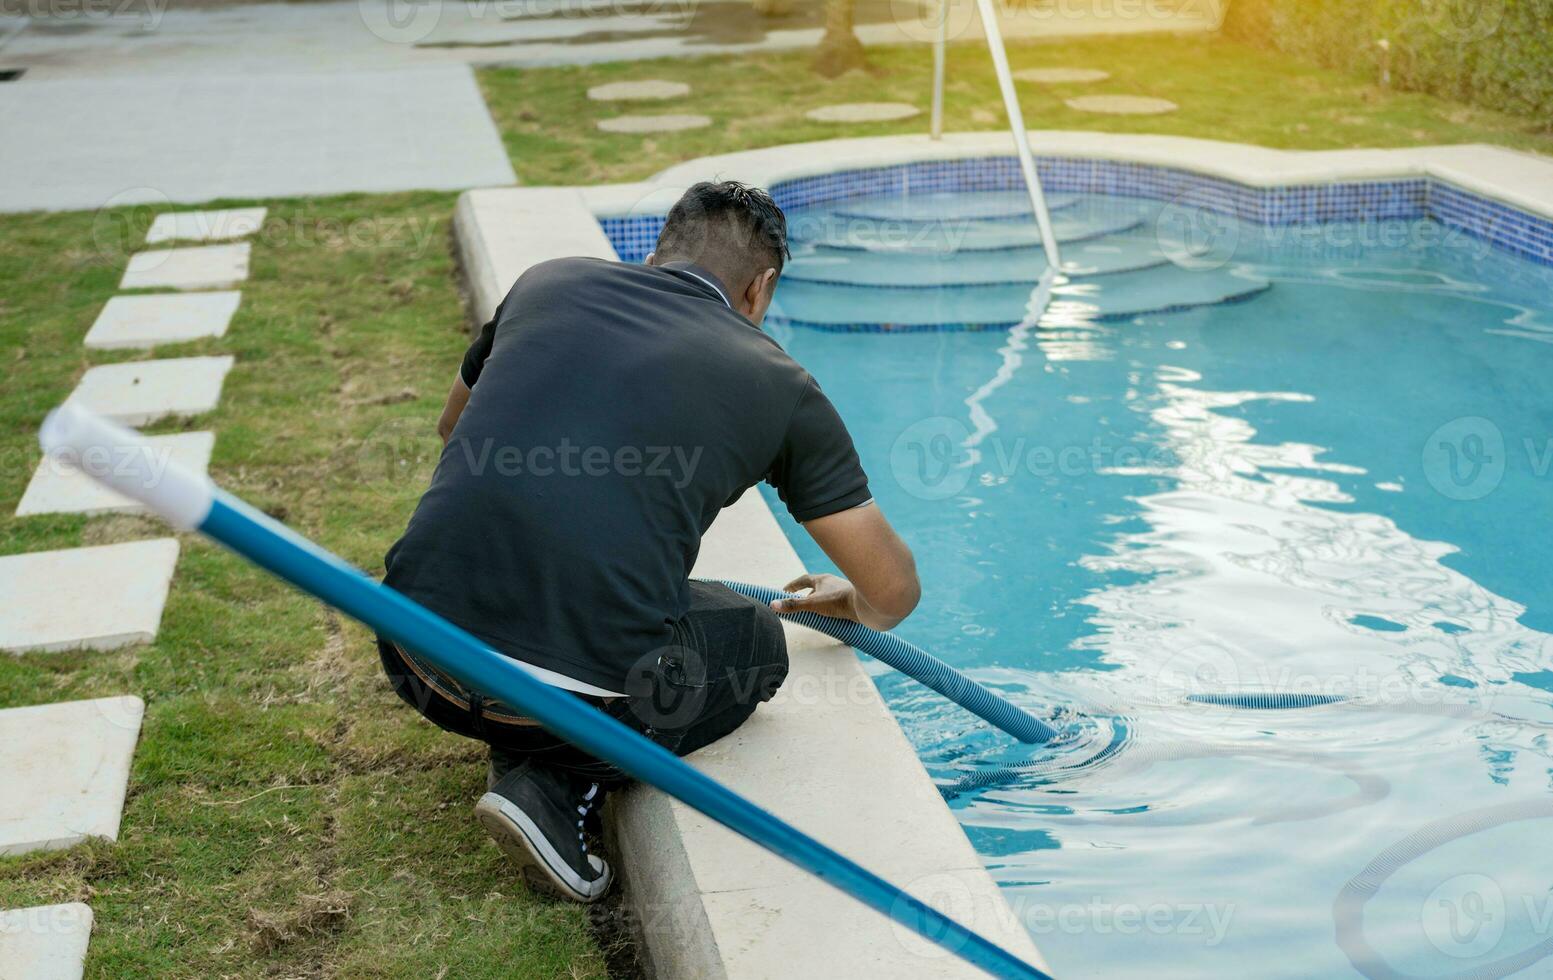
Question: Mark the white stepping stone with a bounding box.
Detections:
[119,242,250,291]
[145,207,267,245]
[586,80,690,102]
[1014,67,1110,84]
[596,114,712,133]
[0,541,179,655]
[65,355,234,426]
[0,697,145,855]
[0,904,94,980]
[82,292,241,350]
[805,102,920,123]
[1064,94,1178,115]
[16,431,215,518]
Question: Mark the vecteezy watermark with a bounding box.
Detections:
[891,417,971,501]
[1154,188,1242,270]
[90,188,440,263]
[1416,0,1506,43]
[784,210,983,254]
[0,902,94,938]
[1421,417,1553,502]
[34,441,180,492]
[502,0,696,19]
[247,213,441,257]
[1150,640,1244,711]
[1131,630,1512,735]
[887,0,1226,44]
[621,640,787,735]
[1422,416,1506,500]
[889,416,1177,501]
[449,437,704,487]
[357,0,445,44]
[93,693,146,735]
[1423,874,1509,960]
[1152,190,1495,271]
[887,873,1237,960]
[1020,896,1236,946]
[1334,798,1553,978]
[355,0,696,44]
[353,417,442,498]
[623,643,713,733]
[352,421,707,494]
[1,0,168,28]
[90,187,174,266]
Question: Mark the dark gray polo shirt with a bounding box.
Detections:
[383,257,871,692]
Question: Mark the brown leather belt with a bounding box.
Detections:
[388,640,544,727]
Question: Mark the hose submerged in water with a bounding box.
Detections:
[717,583,1372,793]
[716,579,1059,745]
[1187,692,1349,709]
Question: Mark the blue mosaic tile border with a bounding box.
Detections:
[598,156,1553,267]
[597,214,665,265]
[1428,180,1553,265]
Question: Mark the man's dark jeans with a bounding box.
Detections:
[377,581,789,785]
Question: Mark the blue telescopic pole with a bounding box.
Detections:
[40,405,1051,980]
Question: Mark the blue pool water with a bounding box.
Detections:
[760,191,1553,977]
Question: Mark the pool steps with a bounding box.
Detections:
[772,192,1274,330]
[786,233,1184,286]
[798,212,1144,253]
[829,190,1080,222]
[772,266,1271,331]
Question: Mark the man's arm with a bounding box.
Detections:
[436,370,472,445]
[770,502,920,631]
[440,300,502,443]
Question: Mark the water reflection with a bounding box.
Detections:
[961,358,1553,977]
[767,199,1553,977]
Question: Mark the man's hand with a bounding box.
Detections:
[770,573,863,622]
[786,502,920,631]
[770,563,916,632]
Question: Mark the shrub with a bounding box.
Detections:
[1222,0,1553,125]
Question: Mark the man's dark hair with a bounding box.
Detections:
[653,181,790,288]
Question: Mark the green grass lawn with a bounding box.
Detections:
[0,196,613,978]
[1,26,1548,980]
[482,32,1553,186]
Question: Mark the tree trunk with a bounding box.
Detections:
[812,0,868,77]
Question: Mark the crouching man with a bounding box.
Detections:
[377,181,919,902]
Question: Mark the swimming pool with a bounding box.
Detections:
[759,185,1553,977]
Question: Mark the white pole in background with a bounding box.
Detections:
[958,0,1064,459]
[930,0,947,140]
[973,0,1062,271]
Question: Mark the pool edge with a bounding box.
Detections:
[455,130,1552,976]
[589,133,1553,268]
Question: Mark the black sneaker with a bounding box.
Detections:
[475,762,613,903]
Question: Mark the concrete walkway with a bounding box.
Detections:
[0,0,1219,212]
[0,0,1222,79]
[0,65,516,213]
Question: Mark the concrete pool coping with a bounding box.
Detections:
[452,130,1553,978]
[590,130,1553,224]
[460,131,1553,319]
